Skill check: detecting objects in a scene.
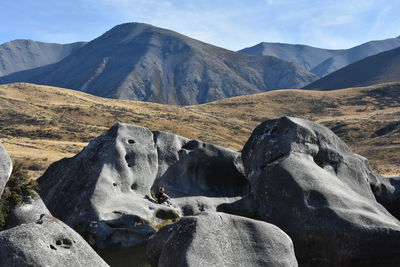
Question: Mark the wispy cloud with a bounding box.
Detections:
[1,0,400,49]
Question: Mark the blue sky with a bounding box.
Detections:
[1,0,399,50]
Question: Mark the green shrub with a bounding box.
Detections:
[0,161,38,229]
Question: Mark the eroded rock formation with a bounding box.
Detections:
[146,212,297,267]
[0,216,109,267]
[38,123,250,248]
[242,116,400,265]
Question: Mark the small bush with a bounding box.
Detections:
[0,161,38,229]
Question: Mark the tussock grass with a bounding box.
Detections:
[0,82,399,178]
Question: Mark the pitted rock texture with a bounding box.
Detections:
[5,194,52,229]
[242,116,400,266]
[0,216,109,267]
[0,142,12,196]
[146,212,297,267]
[38,123,250,248]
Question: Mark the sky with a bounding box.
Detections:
[1,0,400,51]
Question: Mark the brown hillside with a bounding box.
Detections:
[0,82,398,178]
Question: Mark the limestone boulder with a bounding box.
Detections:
[146,212,297,267]
[242,116,400,265]
[0,142,12,196]
[38,123,250,248]
[6,194,52,229]
[0,216,109,267]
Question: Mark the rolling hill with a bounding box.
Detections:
[0,82,398,179]
[304,46,400,90]
[0,23,317,105]
[0,39,86,76]
[239,36,400,77]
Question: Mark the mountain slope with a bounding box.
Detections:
[1,83,398,178]
[0,23,317,105]
[0,39,86,76]
[239,36,400,77]
[304,47,400,90]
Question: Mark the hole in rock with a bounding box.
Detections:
[131,183,138,190]
[62,238,73,247]
[182,140,200,150]
[50,245,57,250]
[128,139,136,144]
[313,156,324,168]
[155,209,180,220]
[113,183,117,186]
[55,238,73,249]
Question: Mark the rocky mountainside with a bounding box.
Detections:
[0,23,317,105]
[304,47,400,90]
[0,39,85,76]
[239,36,400,77]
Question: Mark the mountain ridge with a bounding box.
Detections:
[239,36,400,77]
[0,22,317,105]
[0,39,86,76]
[303,46,400,90]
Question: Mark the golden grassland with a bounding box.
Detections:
[0,82,398,179]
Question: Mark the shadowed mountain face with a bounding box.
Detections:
[0,40,86,77]
[303,47,400,90]
[239,36,400,77]
[0,23,317,105]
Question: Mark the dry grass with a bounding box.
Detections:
[0,82,398,178]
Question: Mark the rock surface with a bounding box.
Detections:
[6,194,52,229]
[0,216,109,267]
[38,123,250,248]
[146,212,297,267]
[242,116,400,265]
[0,142,12,196]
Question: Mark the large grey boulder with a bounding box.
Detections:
[0,216,109,267]
[38,123,249,248]
[242,117,400,265]
[0,142,12,196]
[146,212,297,267]
[6,194,52,229]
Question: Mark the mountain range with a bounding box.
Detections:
[0,23,317,105]
[239,36,400,77]
[304,46,400,90]
[1,23,400,105]
[0,39,86,76]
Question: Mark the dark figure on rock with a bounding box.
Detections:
[156,187,171,205]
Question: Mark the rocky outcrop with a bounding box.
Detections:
[0,216,109,267]
[6,194,52,229]
[146,212,297,267]
[38,123,250,248]
[0,142,12,196]
[242,117,400,265]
